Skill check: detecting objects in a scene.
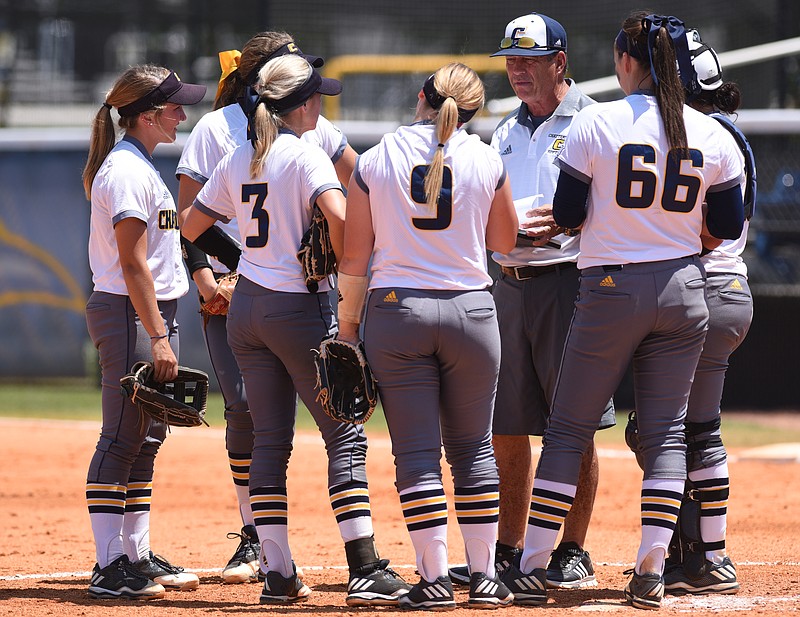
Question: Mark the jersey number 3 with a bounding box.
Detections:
[616,145,703,212]
[243,183,269,248]
[410,165,452,230]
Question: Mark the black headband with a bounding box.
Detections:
[266,69,324,115]
[422,74,479,124]
[118,72,181,117]
[243,42,324,86]
[614,30,647,61]
[238,69,341,143]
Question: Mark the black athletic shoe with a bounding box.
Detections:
[500,565,547,606]
[259,565,311,604]
[222,525,261,584]
[346,558,411,606]
[448,543,522,586]
[546,541,598,589]
[468,571,514,609]
[399,575,456,611]
[664,556,739,595]
[624,569,665,610]
[131,551,199,591]
[88,554,165,600]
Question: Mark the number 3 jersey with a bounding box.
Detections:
[354,122,507,291]
[556,93,744,269]
[195,130,341,293]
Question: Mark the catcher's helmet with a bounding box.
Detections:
[686,29,723,92]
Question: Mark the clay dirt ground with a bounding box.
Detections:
[0,417,798,616]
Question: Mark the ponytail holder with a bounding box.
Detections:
[437,143,445,149]
[641,14,694,91]
[422,73,479,124]
[216,49,242,101]
[102,102,112,110]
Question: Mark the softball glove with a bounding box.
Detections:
[313,337,378,424]
[120,361,209,428]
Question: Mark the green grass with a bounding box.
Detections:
[0,382,797,447]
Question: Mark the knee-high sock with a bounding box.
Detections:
[689,463,729,564]
[229,452,255,526]
[251,486,292,577]
[329,480,374,542]
[521,479,576,573]
[87,483,126,568]
[455,484,499,577]
[637,479,683,574]
[399,484,449,582]
[122,481,152,561]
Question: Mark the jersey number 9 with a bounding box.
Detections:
[410,165,453,230]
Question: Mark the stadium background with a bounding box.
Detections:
[0,0,798,408]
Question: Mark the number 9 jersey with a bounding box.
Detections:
[555,93,744,269]
[355,122,506,291]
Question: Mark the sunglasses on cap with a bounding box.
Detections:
[499,36,562,52]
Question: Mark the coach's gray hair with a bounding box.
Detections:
[82,65,170,200]
[249,55,313,178]
[423,63,485,210]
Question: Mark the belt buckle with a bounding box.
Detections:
[514,266,533,281]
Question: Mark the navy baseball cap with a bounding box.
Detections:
[491,13,568,57]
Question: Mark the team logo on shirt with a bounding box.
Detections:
[158,209,179,230]
[548,134,566,153]
[500,144,513,156]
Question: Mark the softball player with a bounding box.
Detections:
[500,13,745,610]
[450,12,615,590]
[175,31,357,586]
[336,62,518,610]
[181,54,409,607]
[82,65,206,599]
[660,30,755,595]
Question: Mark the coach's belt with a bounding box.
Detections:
[500,262,577,281]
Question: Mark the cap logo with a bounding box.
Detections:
[287,42,298,53]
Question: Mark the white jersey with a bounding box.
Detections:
[702,220,749,276]
[556,94,744,269]
[702,116,751,277]
[195,131,341,293]
[177,103,348,272]
[491,80,593,268]
[355,122,506,291]
[89,137,188,300]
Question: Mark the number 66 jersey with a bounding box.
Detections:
[555,93,744,269]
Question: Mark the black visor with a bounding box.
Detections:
[117,72,207,117]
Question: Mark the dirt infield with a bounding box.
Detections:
[1,417,798,616]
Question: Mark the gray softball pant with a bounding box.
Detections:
[364,287,500,493]
[85,291,178,485]
[202,310,252,454]
[685,273,753,470]
[225,276,368,489]
[538,256,709,484]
